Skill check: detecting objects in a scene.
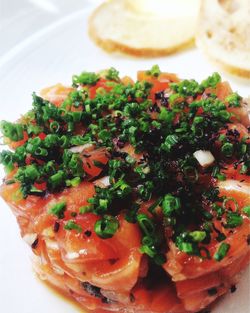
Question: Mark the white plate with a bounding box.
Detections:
[0,2,249,313]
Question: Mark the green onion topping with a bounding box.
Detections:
[94,215,119,239]
[214,242,230,261]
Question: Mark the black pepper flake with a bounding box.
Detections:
[230,285,237,293]
[109,258,118,265]
[84,230,92,237]
[155,105,161,113]
[247,234,250,245]
[101,297,112,304]
[110,150,124,158]
[149,103,160,113]
[155,91,169,106]
[81,282,112,303]
[226,129,240,139]
[155,91,164,100]
[207,287,218,296]
[130,293,135,303]
[234,160,244,167]
[81,282,102,298]
[113,138,125,149]
[31,238,39,249]
[53,221,60,233]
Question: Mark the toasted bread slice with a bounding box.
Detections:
[196,0,250,78]
[88,0,200,57]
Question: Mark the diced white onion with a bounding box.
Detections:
[66,252,80,260]
[193,150,215,167]
[42,227,54,238]
[69,143,94,154]
[79,249,88,256]
[53,266,64,276]
[100,289,131,304]
[23,233,37,246]
[45,239,59,250]
[94,176,110,188]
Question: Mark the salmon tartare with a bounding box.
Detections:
[0,66,249,313]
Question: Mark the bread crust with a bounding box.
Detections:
[207,54,250,79]
[88,1,194,58]
[196,0,250,79]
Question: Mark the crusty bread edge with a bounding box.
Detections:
[196,36,250,80]
[206,51,250,79]
[195,0,250,80]
[213,59,250,79]
[88,1,194,58]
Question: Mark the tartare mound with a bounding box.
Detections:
[1,66,249,313]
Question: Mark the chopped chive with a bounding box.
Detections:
[221,142,233,157]
[226,93,242,108]
[72,71,100,86]
[146,65,161,77]
[94,215,119,239]
[216,173,226,181]
[0,121,24,142]
[224,211,243,228]
[214,242,230,261]
[49,201,66,219]
[50,121,60,133]
[66,177,81,187]
[137,214,155,236]
[105,67,120,81]
[189,231,206,242]
[161,134,179,152]
[79,205,92,214]
[140,240,156,258]
[243,206,250,217]
[148,197,162,214]
[178,242,194,254]
[48,171,65,189]
[162,194,181,217]
[64,220,82,233]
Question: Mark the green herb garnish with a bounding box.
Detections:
[0,67,248,267]
[72,71,100,86]
[94,215,119,239]
[214,242,230,261]
[49,202,67,219]
[64,220,83,233]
